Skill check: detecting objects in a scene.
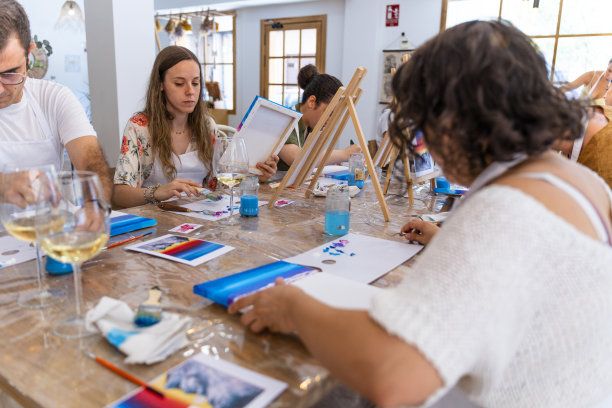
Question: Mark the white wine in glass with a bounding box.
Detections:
[37,170,110,339]
[0,164,66,308]
[213,136,249,226]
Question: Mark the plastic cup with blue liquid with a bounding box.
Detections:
[325,185,350,236]
[348,153,365,189]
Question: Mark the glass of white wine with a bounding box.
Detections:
[0,164,66,308]
[213,136,249,226]
[37,171,110,339]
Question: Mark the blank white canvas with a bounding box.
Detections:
[236,100,301,175]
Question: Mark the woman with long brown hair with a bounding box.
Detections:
[113,46,277,207]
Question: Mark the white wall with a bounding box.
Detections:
[19,0,90,117]
[84,0,156,165]
[340,0,442,146]
[231,0,345,128]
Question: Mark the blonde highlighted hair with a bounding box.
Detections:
[143,46,213,180]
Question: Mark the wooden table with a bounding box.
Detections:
[0,179,444,407]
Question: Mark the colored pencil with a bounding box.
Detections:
[106,231,153,249]
[83,351,164,398]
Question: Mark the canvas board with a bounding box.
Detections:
[235,96,302,175]
[285,233,422,283]
[107,352,286,408]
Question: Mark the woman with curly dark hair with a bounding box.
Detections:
[227,21,612,407]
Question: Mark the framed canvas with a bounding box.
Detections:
[380,49,411,104]
[235,96,302,175]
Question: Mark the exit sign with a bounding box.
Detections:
[386,4,399,27]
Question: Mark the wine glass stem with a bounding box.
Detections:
[72,263,83,318]
[34,243,44,296]
[229,186,235,218]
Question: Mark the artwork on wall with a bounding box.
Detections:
[380,49,411,104]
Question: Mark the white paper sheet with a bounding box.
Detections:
[292,272,382,310]
[285,233,422,283]
[162,195,268,221]
[0,235,36,269]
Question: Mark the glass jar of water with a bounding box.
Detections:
[348,153,365,189]
[325,185,350,236]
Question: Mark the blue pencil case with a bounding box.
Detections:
[110,213,157,237]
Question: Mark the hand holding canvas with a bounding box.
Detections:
[229,277,303,334]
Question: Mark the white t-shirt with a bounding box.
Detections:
[0,78,96,148]
[370,183,612,407]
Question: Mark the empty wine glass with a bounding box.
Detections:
[213,136,249,226]
[37,171,110,338]
[0,164,66,308]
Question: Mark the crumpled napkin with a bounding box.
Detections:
[85,296,192,365]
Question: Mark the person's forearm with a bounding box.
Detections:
[326,149,350,164]
[112,184,148,208]
[288,294,441,406]
[85,156,113,203]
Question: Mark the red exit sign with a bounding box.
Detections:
[386,4,399,27]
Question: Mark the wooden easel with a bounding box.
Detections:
[268,67,391,222]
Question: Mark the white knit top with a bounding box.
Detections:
[370,185,612,407]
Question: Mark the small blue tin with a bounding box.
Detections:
[46,257,72,275]
[239,195,259,217]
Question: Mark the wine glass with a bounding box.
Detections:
[213,136,249,226]
[37,171,110,338]
[0,164,66,308]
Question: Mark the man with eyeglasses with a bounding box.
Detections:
[0,0,112,200]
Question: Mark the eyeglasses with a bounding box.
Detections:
[0,71,27,86]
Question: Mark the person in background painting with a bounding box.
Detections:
[561,58,612,105]
[112,46,278,208]
[0,0,112,200]
[228,20,612,407]
[277,65,361,171]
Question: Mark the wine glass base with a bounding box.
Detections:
[218,215,242,226]
[53,316,96,339]
[18,288,66,309]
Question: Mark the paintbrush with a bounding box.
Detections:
[134,286,162,327]
[84,351,164,398]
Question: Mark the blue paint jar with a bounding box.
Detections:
[348,153,365,189]
[46,257,72,275]
[239,195,259,217]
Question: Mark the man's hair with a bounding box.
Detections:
[0,0,31,57]
[389,20,584,182]
[143,45,212,181]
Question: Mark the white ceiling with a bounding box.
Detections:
[154,0,318,13]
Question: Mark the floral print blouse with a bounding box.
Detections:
[113,113,216,187]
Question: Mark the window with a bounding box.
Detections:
[158,11,236,113]
[441,0,612,84]
[260,15,326,108]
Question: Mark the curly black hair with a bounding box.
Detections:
[389,20,585,184]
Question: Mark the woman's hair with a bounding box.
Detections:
[0,0,31,58]
[143,45,213,181]
[298,64,342,105]
[389,20,585,183]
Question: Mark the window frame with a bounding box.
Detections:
[201,11,237,114]
[440,0,612,83]
[260,15,327,106]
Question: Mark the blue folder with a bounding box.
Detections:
[194,261,317,307]
[110,214,157,237]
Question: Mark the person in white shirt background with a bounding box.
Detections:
[0,0,112,200]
